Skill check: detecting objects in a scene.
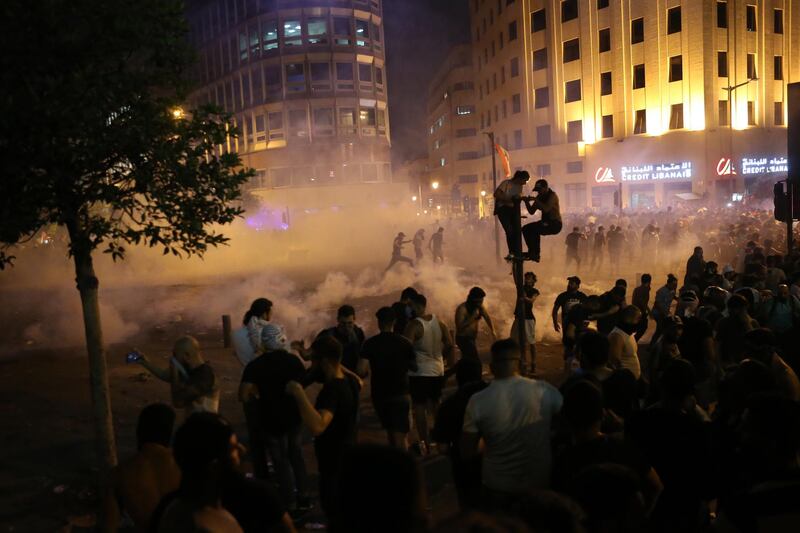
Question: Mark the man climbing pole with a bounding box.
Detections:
[521,179,563,263]
[493,170,530,260]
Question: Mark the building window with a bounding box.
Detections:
[718,51,728,77]
[310,62,331,82]
[667,6,681,34]
[533,48,548,70]
[567,120,583,142]
[746,5,756,32]
[775,9,784,34]
[458,151,480,160]
[565,79,581,102]
[313,108,334,135]
[336,62,354,80]
[531,9,546,32]
[355,19,370,46]
[358,63,373,83]
[333,17,352,45]
[633,64,646,89]
[513,130,523,149]
[669,55,683,82]
[263,19,279,51]
[339,108,356,134]
[268,111,284,140]
[456,105,475,115]
[602,114,613,138]
[537,125,551,146]
[283,19,302,46]
[775,102,784,126]
[360,107,376,127]
[510,57,520,77]
[669,103,684,129]
[499,32,504,50]
[717,2,728,28]
[456,128,477,137]
[512,94,521,113]
[600,71,612,95]
[288,108,308,137]
[376,67,384,86]
[307,18,328,44]
[631,18,644,44]
[535,87,549,108]
[501,66,506,84]
[285,63,305,84]
[509,20,518,41]
[598,0,609,9]
[774,56,784,80]
[562,0,578,22]
[563,38,580,62]
[719,100,729,126]
[502,100,508,118]
[634,109,647,134]
[567,161,583,174]
[599,28,611,53]
[747,53,757,79]
[459,174,479,184]
[537,163,551,177]
[748,101,756,125]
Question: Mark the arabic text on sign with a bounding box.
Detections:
[740,156,788,176]
[620,161,693,182]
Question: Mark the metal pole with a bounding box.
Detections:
[788,181,794,256]
[511,199,528,373]
[489,132,500,264]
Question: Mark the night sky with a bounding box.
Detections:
[384,0,470,164]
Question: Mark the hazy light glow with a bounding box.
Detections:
[431,181,440,190]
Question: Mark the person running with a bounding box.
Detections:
[404,293,454,455]
[511,272,539,375]
[454,287,496,361]
[385,232,413,272]
[552,276,587,337]
[429,227,445,263]
[412,229,426,262]
[521,179,563,263]
[494,170,530,259]
[565,226,586,270]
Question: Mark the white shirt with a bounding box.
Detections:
[609,326,641,379]
[232,327,256,366]
[463,376,563,493]
[409,316,444,377]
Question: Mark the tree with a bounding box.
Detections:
[0,0,252,469]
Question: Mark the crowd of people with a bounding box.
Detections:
[101,202,800,533]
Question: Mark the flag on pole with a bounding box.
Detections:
[494,143,511,178]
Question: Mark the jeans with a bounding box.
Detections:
[456,335,479,360]
[522,219,563,259]
[266,426,309,508]
[496,206,520,256]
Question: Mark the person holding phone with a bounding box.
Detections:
[136,336,220,415]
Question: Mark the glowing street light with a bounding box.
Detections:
[480,190,487,197]
[171,107,185,120]
[431,181,440,190]
[436,205,442,210]
[411,195,418,202]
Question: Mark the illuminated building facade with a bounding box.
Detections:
[466,0,800,209]
[185,0,399,210]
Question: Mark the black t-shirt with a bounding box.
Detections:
[391,301,412,335]
[220,472,286,533]
[564,304,591,346]
[316,326,366,371]
[552,434,651,492]
[554,290,587,325]
[432,381,489,451]
[314,375,361,473]
[361,332,416,400]
[566,232,581,251]
[515,286,539,320]
[241,350,306,436]
[597,292,622,335]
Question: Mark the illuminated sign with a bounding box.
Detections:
[594,167,615,183]
[620,161,692,182]
[741,156,788,176]
[716,158,736,176]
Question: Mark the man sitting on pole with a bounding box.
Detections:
[521,179,563,263]
[493,170,530,260]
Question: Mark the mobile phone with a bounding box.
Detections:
[126,351,142,364]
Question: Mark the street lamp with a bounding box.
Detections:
[480,190,487,197]
[411,195,418,202]
[171,107,185,120]
[431,181,440,190]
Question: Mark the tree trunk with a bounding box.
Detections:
[73,247,118,470]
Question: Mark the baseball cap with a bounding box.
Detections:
[568,276,582,284]
[722,264,735,274]
[261,323,288,352]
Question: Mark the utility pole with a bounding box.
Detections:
[486,131,501,264]
[511,199,529,373]
[787,83,800,256]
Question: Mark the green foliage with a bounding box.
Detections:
[0,0,253,266]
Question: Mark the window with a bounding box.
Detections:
[509,20,518,41]
[631,18,644,44]
[535,87,549,108]
[747,54,757,79]
[562,0,578,22]
[600,71,612,95]
[499,32,504,50]
[746,5,756,32]
[599,28,611,53]
[567,161,583,174]
[748,101,756,125]
[514,130,523,149]
[512,94,521,113]
[456,105,476,115]
[775,102,784,126]
[310,63,330,82]
[285,63,305,84]
[567,120,583,142]
[264,65,282,97]
[531,9,546,32]
[268,111,284,139]
[719,100,729,126]
[667,6,681,34]
[537,164,551,176]
[533,48,548,70]
[774,56,784,80]
[252,68,263,103]
[456,128,477,137]
[307,18,328,44]
[459,174,479,184]
[563,38,580,62]
[565,79,581,102]
[669,55,683,82]
[313,108,334,135]
[333,17,352,45]
[510,57,520,77]
[355,19,370,47]
[598,0,609,9]
[372,22,382,44]
[283,19,302,46]
[288,109,308,136]
[358,63,372,82]
[336,62,354,80]
[634,109,647,134]
[339,108,356,133]
[633,64,646,89]
[536,125,552,146]
[718,51,728,77]
[501,66,506,84]
[717,2,728,28]
[602,114,613,138]
[360,107,376,126]
[775,9,784,34]
[669,104,684,129]
[262,19,278,51]
[458,151,480,160]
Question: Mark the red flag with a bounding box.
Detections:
[494,143,511,177]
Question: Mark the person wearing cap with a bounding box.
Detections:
[521,179,563,262]
[454,286,497,361]
[493,170,530,259]
[552,276,587,367]
[239,322,310,510]
[385,231,413,272]
[461,339,563,505]
[651,274,679,344]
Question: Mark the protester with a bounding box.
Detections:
[631,274,651,341]
[494,170,530,259]
[521,179,563,263]
[591,225,606,270]
[412,229,426,262]
[454,286,496,360]
[552,276,587,369]
[651,274,678,343]
[684,246,706,288]
[510,272,539,375]
[386,232,414,272]
[607,306,642,380]
[429,227,445,263]
[564,226,586,270]
[742,328,800,401]
[316,305,366,374]
[391,287,418,336]
[715,294,759,366]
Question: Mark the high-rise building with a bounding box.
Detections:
[185,0,400,210]
[464,0,799,210]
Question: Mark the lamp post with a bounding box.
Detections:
[722,76,758,201]
[483,131,501,265]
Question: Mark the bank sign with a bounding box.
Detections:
[620,161,692,182]
[741,156,788,176]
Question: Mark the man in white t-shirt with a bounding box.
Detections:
[461,338,563,504]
